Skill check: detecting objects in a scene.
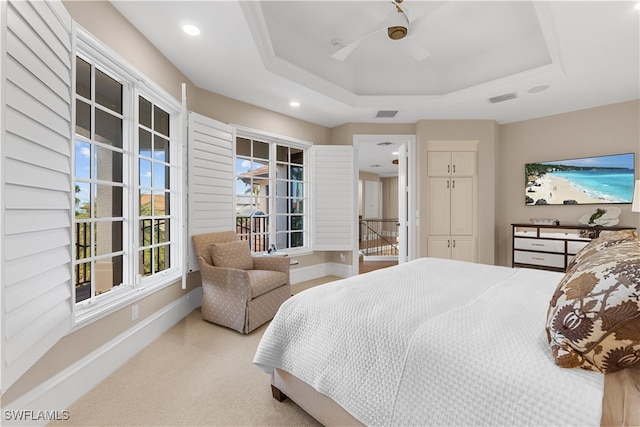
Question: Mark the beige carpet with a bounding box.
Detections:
[49,277,340,426]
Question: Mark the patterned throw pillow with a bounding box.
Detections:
[567,229,638,272]
[210,240,254,270]
[546,236,640,373]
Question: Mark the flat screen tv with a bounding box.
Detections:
[525,153,635,205]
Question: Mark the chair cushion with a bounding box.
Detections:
[247,270,288,298]
[210,240,254,270]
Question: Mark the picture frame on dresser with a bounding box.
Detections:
[511,223,636,272]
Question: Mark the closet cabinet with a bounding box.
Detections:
[427,151,476,262]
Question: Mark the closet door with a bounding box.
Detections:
[450,177,473,236]
[427,177,451,235]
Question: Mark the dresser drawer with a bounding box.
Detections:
[567,240,589,255]
[513,237,564,253]
[514,250,565,269]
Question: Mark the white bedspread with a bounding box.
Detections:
[253,258,604,426]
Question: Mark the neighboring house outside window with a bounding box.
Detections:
[73,32,182,321]
[235,134,308,253]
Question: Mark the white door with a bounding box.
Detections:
[398,143,408,263]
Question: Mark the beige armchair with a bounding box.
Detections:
[192,231,291,334]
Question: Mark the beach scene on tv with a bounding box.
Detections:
[525,153,635,205]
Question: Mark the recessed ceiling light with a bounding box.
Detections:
[635,2,640,10]
[392,151,399,155]
[182,24,200,36]
[289,100,300,107]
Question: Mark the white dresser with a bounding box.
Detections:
[511,223,635,272]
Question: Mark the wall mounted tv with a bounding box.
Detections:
[525,153,635,205]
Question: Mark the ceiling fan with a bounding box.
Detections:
[331,0,431,62]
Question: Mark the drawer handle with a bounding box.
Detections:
[532,257,545,261]
[532,243,545,247]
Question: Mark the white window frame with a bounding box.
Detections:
[73,27,183,326]
[233,126,312,256]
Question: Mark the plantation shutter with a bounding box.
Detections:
[1,0,74,391]
[187,112,235,272]
[310,145,355,250]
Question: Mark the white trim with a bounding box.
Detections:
[232,124,312,149]
[3,287,202,426]
[290,262,352,284]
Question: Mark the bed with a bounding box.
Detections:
[253,232,640,426]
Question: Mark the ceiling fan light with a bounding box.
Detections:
[388,26,408,40]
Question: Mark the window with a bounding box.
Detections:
[235,134,308,253]
[73,36,181,316]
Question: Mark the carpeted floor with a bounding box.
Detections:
[49,277,339,427]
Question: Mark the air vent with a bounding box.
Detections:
[488,93,517,104]
[376,110,398,118]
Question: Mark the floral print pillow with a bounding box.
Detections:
[546,236,640,373]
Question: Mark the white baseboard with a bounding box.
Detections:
[2,287,203,426]
[290,262,353,284]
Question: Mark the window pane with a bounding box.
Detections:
[291,215,303,230]
[139,219,152,246]
[95,109,123,148]
[75,100,91,138]
[156,244,170,273]
[139,159,152,187]
[75,141,91,179]
[277,145,288,162]
[95,255,123,293]
[152,164,169,189]
[75,222,91,260]
[291,166,303,181]
[75,261,91,302]
[139,190,152,215]
[139,97,152,128]
[95,146,123,183]
[253,140,269,160]
[95,184,123,218]
[291,148,303,165]
[75,182,91,218]
[95,221,123,256]
[291,232,303,248]
[236,137,251,157]
[153,191,168,215]
[95,69,122,114]
[154,135,169,162]
[154,105,169,136]
[139,129,152,156]
[76,57,91,98]
[291,181,303,197]
[154,219,169,243]
[291,198,303,213]
[139,248,153,276]
[275,232,288,250]
[275,215,288,232]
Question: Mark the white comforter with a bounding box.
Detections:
[253,258,604,426]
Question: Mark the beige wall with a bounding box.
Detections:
[497,100,640,267]
[415,120,499,265]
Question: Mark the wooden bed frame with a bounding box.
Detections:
[271,366,640,426]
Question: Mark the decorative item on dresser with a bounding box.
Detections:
[511,223,636,272]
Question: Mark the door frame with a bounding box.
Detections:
[353,134,417,273]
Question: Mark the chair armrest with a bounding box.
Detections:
[252,256,290,274]
[198,257,251,299]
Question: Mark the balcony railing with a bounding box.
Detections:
[359,218,399,257]
[236,215,269,252]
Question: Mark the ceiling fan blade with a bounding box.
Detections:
[330,14,391,61]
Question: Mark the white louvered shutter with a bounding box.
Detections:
[310,145,355,250]
[187,112,235,272]
[2,0,74,391]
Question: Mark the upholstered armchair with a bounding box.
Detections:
[192,231,291,334]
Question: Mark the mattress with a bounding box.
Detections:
[254,258,605,426]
